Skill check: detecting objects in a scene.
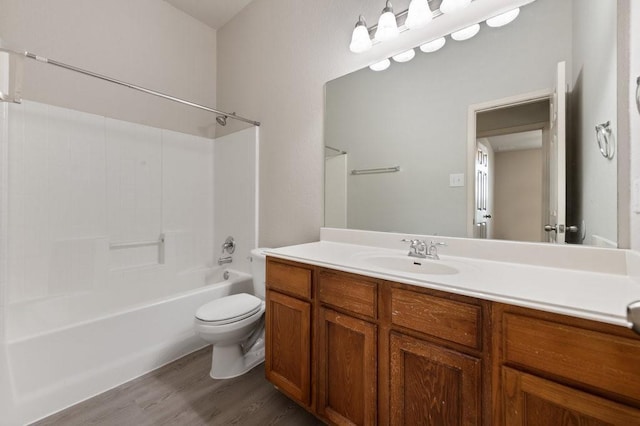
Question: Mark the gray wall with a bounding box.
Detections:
[325,0,572,236]
[0,0,217,138]
[570,0,618,245]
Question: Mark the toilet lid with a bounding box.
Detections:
[196,293,263,324]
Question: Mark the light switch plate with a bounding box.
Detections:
[449,173,465,187]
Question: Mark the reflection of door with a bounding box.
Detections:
[474,141,491,239]
[468,61,568,244]
[546,61,567,243]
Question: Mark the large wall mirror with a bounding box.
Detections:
[324,0,619,247]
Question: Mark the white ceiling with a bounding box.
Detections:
[164,0,255,30]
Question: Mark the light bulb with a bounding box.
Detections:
[392,49,416,63]
[486,8,520,28]
[451,23,480,41]
[349,16,372,53]
[369,58,391,71]
[419,37,446,53]
[375,1,399,42]
[439,0,471,14]
[405,0,432,29]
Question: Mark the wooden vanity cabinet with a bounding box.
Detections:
[493,303,640,425]
[265,257,640,426]
[265,258,314,408]
[385,283,489,426]
[317,306,377,425]
[316,269,379,425]
[502,367,640,425]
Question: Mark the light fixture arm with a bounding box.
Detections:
[382,0,394,15]
[355,15,367,29]
[367,1,445,35]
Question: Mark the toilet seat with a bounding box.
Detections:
[195,293,263,325]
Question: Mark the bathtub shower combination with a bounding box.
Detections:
[0,49,260,424]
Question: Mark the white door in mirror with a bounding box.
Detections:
[547,61,567,244]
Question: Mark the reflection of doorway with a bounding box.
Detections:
[467,92,553,242]
[482,130,545,242]
[468,62,569,244]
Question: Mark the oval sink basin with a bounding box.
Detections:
[361,255,459,275]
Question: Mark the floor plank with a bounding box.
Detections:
[33,348,324,426]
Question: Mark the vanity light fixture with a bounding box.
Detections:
[369,58,391,71]
[439,0,472,14]
[375,1,400,42]
[349,0,475,56]
[352,0,533,72]
[486,8,520,27]
[405,0,433,29]
[419,37,446,53]
[451,23,480,41]
[392,49,416,63]
[349,15,373,53]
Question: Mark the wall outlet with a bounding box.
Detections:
[449,173,465,187]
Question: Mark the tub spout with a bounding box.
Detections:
[218,255,233,265]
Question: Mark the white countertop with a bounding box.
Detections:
[266,240,640,328]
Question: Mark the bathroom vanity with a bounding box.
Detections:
[264,231,640,426]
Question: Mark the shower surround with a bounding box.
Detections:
[0,101,258,424]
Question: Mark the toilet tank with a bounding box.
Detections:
[250,248,269,300]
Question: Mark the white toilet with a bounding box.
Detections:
[194,248,268,379]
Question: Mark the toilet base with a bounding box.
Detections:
[210,337,265,379]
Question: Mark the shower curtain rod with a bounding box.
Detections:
[1,48,260,127]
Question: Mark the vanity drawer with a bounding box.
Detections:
[266,258,313,299]
[318,269,377,319]
[502,312,640,403]
[391,287,482,349]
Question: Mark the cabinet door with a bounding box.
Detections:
[503,367,640,426]
[390,332,481,426]
[265,290,312,407]
[318,307,377,426]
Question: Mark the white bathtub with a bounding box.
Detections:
[1,267,253,425]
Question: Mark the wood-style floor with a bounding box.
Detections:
[34,348,324,426]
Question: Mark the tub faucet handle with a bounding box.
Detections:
[221,236,236,254]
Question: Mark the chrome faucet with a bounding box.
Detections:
[402,239,446,260]
[402,238,427,258]
[426,241,447,260]
[218,236,235,265]
[221,236,236,254]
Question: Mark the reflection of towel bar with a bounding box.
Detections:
[595,121,614,159]
[109,233,165,263]
[351,166,400,175]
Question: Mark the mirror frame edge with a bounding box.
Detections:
[617,0,631,250]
